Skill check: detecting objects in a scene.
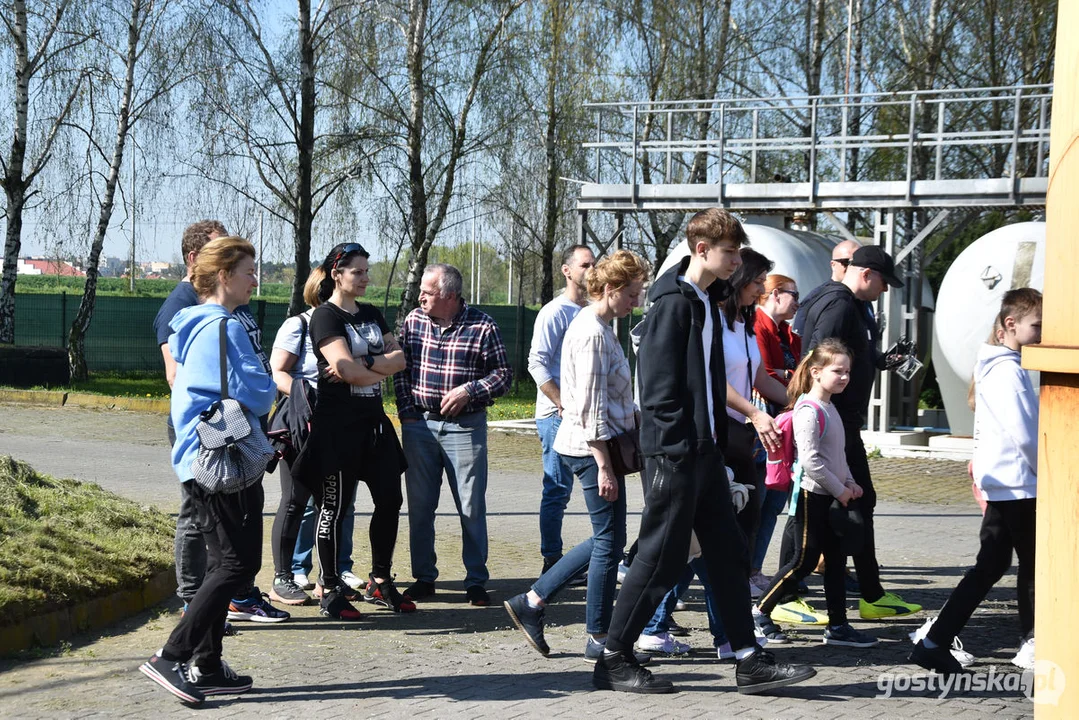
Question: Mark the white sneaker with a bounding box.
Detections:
[1012,637,1035,671]
[636,631,691,655]
[908,616,976,667]
[292,573,313,590]
[340,571,364,591]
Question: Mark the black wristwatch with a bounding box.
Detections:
[363,354,376,370]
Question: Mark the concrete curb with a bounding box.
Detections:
[0,389,170,414]
[0,568,176,657]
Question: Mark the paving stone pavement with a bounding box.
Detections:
[0,405,1038,719]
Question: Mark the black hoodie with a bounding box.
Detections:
[636,257,730,468]
[797,280,884,424]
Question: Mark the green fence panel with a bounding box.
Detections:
[13,293,538,378]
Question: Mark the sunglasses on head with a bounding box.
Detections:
[327,243,367,269]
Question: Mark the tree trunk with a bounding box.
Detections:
[291,0,315,317]
[540,0,562,306]
[0,0,32,345]
[68,0,143,380]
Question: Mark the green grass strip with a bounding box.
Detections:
[0,456,174,625]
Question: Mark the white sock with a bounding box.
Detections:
[734,646,757,661]
[526,595,543,609]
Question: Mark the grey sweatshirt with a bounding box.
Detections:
[794,398,857,498]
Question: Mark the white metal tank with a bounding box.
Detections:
[657,223,841,296]
[933,221,1045,436]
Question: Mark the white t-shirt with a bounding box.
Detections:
[723,317,762,423]
[682,277,715,438]
[272,310,318,387]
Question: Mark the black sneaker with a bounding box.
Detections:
[270,574,310,606]
[404,580,436,601]
[593,650,674,694]
[139,654,204,705]
[824,623,878,648]
[465,585,490,606]
[187,660,253,695]
[503,593,549,656]
[736,647,817,695]
[667,619,690,637]
[540,555,561,575]
[365,574,417,613]
[319,588,364,621]
[584,636,651,666]
[909,640,969,675]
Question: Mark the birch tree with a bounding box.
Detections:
[0,0,91,344]
[65,0,196,379]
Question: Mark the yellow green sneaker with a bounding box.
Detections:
[770,597,828,625]
[859,591,922,619]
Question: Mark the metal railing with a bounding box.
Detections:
[581,84,1052,208]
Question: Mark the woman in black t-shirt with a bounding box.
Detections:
[295,242,412,620]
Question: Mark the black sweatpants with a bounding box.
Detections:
[757,489,848,626]
[728,419,763,563]
[842,416,884,602]
[927,498,1036,647]
[606,450,757,655]
[271,457,312,576]
[162,480,264,672]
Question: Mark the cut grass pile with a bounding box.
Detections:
[0,456,174,625]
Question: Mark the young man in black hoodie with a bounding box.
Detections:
[593,208,817,695]
[797,245,922,620]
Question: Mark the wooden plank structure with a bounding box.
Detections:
[1025,0,1078,713]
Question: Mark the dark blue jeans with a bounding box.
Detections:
[531,453,626,635]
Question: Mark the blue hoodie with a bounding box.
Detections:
[972,343,1039,501]
[168,303,276,482]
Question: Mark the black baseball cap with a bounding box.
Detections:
[850,245,903,287]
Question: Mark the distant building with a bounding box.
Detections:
[17,257,86,277]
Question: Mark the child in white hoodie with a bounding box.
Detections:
[910,288,1041,675]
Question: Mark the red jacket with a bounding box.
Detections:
[754,307,801,386]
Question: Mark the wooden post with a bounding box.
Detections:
[1024,0,1078,713]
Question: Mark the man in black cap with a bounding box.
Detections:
[798,244,923,620]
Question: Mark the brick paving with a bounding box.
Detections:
[0,405,1037,718]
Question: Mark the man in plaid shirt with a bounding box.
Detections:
[394,263,512,607]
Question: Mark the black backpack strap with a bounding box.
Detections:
[218,318,230,400]
[297,312,309,358]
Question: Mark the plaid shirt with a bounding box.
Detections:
[394,302,512,417]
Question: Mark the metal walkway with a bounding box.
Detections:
[576,84,1052,212]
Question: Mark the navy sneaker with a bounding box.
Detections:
[504,593,549,656]
[139,654,204,705]
[823,623,879,648]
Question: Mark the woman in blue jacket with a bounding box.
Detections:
[140,236,276,706]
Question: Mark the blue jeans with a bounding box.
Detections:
[402,411,489,588]
[753,482,789,571]
[643,558,726,645]
[532,454,626,635]
[536,415,575,558]
[291,495,356,576]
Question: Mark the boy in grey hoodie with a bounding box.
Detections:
[910,288,1041,674]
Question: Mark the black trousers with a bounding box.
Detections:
[842,417,884,601]
[727,419,763,563]
[606,450,757,654]
[271,457,311,576]
[757,490,848,626]
[928,498,1036,647]
[162,480,264,671]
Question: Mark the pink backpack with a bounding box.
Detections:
[764,397,827,491]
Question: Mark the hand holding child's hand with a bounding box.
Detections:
[836,487,854,507]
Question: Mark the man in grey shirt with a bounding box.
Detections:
[527,244,594,574]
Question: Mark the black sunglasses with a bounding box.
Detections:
[327,243,368,269]
[778,289,800,301]
[831,258,851,267]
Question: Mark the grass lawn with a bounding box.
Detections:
[0,456,174,625]
[3,372,540,420]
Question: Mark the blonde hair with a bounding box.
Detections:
[190,236,255,298]
[586,249,650,300]
[303,268,324,308]
[786,339,851,408]
[759,274,796,305]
